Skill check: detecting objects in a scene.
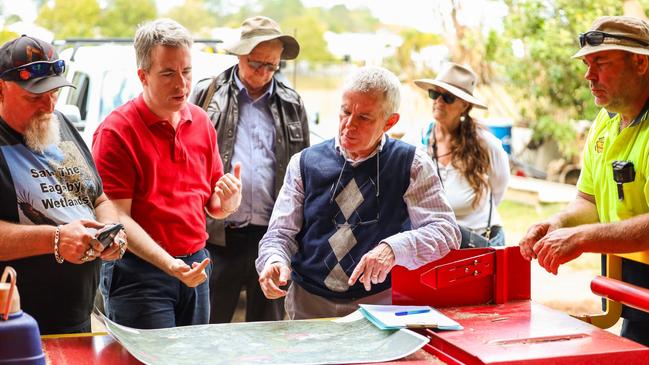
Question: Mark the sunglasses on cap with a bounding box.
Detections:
[578,31,649,48]
[0,60,66,82]
[247,58,280,72]
[428,89,457,104]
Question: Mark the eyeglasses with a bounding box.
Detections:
[329,155,381,231]
[0,60,66,82]
[578,31,649,48]
[428,89,457,104]
[247,58,280,72]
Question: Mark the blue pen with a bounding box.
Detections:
[394,309,431,316]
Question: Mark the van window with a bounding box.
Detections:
[99,70,142,122]
[66,71,90,120]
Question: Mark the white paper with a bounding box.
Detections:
[358,304,463,330]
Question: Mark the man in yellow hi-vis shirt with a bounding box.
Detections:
[519,16,649,346]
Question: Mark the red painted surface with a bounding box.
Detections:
[425,301,649,365]
[392,247,530,309]
[42,335,141,364]
[591,275,649,313]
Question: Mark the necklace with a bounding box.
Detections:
[435,150,452,159]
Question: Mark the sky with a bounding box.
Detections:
[2,0,508,34]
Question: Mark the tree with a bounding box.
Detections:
[281,10,335,63]
[389,29,444,78]
[258,0,305,23]
[492,0,638,157]
[36,0,101,39]
[100,0,157,38]
[164,0,218,36]
[320,4,379,33]
[0,29,18,46]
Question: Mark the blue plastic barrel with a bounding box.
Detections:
[484,119,513,154]
[0,311,45,364]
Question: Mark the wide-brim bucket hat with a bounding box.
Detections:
[573,16,649,58]
[225,16,300,60]
[414,62,487,109]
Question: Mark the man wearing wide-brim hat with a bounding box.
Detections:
[190,15,310,323]
[519,15,649,346]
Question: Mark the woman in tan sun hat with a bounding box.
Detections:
[413,62,509,247]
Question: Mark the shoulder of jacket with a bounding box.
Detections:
[273,79,303,105]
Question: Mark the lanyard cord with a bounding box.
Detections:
[428,123,493,234]
[330,150,380,203]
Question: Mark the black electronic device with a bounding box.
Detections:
[96,223,124,248]
[612,161,635,201]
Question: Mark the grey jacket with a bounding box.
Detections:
[190,65,310,245]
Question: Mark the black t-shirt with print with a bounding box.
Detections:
[0,111,103,335]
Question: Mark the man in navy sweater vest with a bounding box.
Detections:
[256,66,460,319]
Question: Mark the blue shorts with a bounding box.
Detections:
[100,248,211,329]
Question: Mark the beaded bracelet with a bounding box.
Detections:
[53,225,64,264]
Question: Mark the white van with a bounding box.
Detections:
[55,42,238,148]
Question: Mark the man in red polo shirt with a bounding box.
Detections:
[92,19,242,329]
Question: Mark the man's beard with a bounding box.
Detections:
[24,113,61,153]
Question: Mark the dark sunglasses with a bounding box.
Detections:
[247,58,280,72]
[0,60,66,82]
[428,89,457,104]
[578,31,649,48]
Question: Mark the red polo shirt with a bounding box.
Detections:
[92,94,223,256]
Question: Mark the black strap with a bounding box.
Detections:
[429,124,492,238]
[201,77,218,111]
[484,192,493,239]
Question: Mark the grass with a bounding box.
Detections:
[499,199,600,271]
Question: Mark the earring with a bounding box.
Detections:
[460,115,466,123]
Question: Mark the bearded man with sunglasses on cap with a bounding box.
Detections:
[519,16,649,346]
[190,16,309,323]
[0,35,127,335]
[256,66,460,319]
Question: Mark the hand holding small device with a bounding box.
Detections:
[95,223,124,248]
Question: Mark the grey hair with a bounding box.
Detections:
[341,66,401,119]
[134,18,193,71]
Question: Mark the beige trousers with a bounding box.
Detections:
[285,283,392,319]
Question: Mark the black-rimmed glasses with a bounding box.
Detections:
[0,60,66,82]
[428,89,457,104]
[579,31,649,48]
[247,58,280,72]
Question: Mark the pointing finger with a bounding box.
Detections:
[233,162,242,180]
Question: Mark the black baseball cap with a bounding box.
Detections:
[0,35,74,94]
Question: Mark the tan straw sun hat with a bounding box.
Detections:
[414,62,487,109]
[225,16,300,60]
[573,16,649,59]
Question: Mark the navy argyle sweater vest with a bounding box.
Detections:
[292,138,415,299]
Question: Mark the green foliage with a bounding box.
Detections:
[280,10,335,63]
[0,29,19,47]
[4,14,22,25]
[319,4,379,33]
[164,0,217,36]
[388,29,443,78]
[492,0,635,157]
[258,0,305,23]
[36,0,101,38]
[100,0,157,38]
